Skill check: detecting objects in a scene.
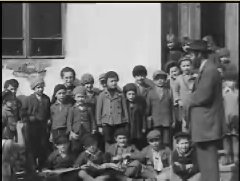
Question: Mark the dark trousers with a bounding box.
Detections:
[196,140,220,181]
[52,127,68,143]
[154,126,171,147]
[26,122,50,170]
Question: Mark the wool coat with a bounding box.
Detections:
[185,60,226,142]
[146,86,174,128]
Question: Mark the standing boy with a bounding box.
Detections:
[146,70,175,147]
[67,86,96,156]
[96,71,129,150]
[21,77,51,171]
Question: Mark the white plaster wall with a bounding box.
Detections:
[2,3,161,97]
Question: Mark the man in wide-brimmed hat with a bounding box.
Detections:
[184,40,225,181]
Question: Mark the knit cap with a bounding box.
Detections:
[132,65,147,77]
[147,130,161,140]
[72,86,86,96]
[123,83,137,94]
[30,77,45,90]
[81,73,94,85]
[105,71,119,81]
[152,70,168,80]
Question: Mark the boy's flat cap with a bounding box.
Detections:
[174,132,190,140]
[152,70,168,80]
[147,130,161,140]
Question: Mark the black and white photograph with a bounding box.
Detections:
[2,2,239,181]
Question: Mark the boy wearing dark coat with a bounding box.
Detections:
[146,70,175,147]
[21,77,51,171]
[171,132,200,181]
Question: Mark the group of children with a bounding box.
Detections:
[2,44,239,181]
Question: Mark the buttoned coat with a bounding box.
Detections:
[96,89,129,126]
[186,60,226,142]
[146,87,174,128]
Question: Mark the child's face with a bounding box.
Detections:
[5,100,17,111]
[169,66,180,79]
[154,77,166,87]
[55,89,66,103]
[107,77,118,89]
[180,60,192,75]
[176,138,190,154]
[126,90,136,102]
[6,85,18,96]
[84,83,93,92]
[115,135,128,147]
[134,75,146,85]
[56,143,70,154]
[34,84,44,96]
[148,138,161,151]
[74,93,86,104]
[86,142,98,154]
[167,41,175,50]
[62,72,75,87]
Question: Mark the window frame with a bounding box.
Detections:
[2,3,66,59]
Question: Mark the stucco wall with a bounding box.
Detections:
[2,3,161,97]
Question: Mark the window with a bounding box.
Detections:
[2,3,65,58]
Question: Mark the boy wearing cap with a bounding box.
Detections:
[174,56,198,132]
[130,130,171,180]
[132,65,154,98]
[81,73,100,116]
[46,134,75,169]
[67,86,97,156]
[146,70,175,148]
[171,132,200,181]
[20,76,51,171]
[106,129,142,178]
[96,71,129,151]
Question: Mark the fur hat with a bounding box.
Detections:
[30,77,45,90]
[123,83,137,94]
[132,65,147,77]
[105,71,119,81]
[81,73,94,85]
[72,86,86,96]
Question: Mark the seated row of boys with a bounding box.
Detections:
[46,129,199,180]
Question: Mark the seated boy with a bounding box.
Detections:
[106,130,142,178]
[74,134,121,181]
[171,132,200,181]
[130,130,171,180]
[46,134,75,170]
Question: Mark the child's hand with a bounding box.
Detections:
[69,131,79,140]
[98,127,103,133]
[16,121,24,131]
[92,130,97,134]
[142,129,146,134]
[186,164,193,170]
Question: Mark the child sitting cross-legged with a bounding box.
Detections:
[74,134,124,181]
[46,134,75,170]
[129,130,172,180]
[171,132,200,181]
[106,129,142,178]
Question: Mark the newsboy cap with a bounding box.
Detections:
[147,130,161,140]
[152,70,168,80]
[81,73,94,85]
[72,86,86,96]
[30,77,45,90]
